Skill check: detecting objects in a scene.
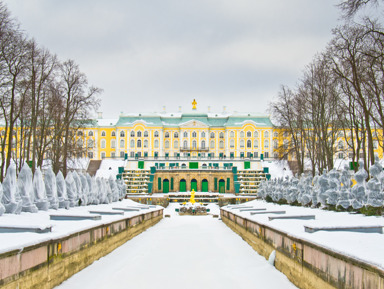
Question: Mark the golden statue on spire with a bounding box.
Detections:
[192,99,197,110]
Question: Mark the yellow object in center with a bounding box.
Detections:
[190,189,196,204]
[192,99,197,110]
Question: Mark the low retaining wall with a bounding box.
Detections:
[221,209,384,289]
[0,209,163,289]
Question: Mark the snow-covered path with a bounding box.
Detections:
[55,204,297,289]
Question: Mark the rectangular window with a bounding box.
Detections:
[158,177,161,190]
[87,152,93,159]
[130,151,135,157]
[264,152,269,158]
[171,178,174,190]
[226,178,230,190]
[214,178,218,191]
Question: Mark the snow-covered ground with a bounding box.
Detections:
[223,200,384,270]
[55,203,297,289]
[95,159,125,179]
[0,199,159,254]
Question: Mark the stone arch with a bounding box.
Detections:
[179,179,186,192]
[163,179,169,194]
[219,179,225,193]
[201,179,208,192]
[191,178,197,191]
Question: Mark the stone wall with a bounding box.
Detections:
[0,209,163,289]
[221,209,384,289]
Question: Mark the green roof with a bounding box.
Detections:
[100,113,272,128]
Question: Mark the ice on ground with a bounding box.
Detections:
[55,203,297,289]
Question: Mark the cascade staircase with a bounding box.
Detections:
[87,160,102,176]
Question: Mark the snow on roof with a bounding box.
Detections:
[96,118,118,127]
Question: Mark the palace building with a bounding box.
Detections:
[85,101,277,194]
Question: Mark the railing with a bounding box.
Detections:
[179,147,209,152]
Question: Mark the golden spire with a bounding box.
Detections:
[192,99,197,110]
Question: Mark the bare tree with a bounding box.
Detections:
[338,0,381,18]
[52,59,101,176]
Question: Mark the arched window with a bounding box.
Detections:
[101,152,106,159]
[192,131,197,138]
[183,131,188,138]
[165,140,169,148]
[240,131,244,138]
[201,140,206,148]
[154,139,159,148]
[254,131,259,137]
[174,132,179,138]
[283,139,288,149]
[247,140,251,148]
[274,153,278,159]
[130,131,135,137]
[144,131,148,137]
[373,141,378,149]
[111,131,116,137]
[230,131,235,138]
[264,139,269,148]
[120,131,125,137]
[192,140,197,148]
[254,139,259,148]
[165,132,170,138]
[240,140,244,148]
[87,139,93,148]
[120,139,125,148]
[174,140,178,148]
[246,131,251,137]
[273,140,278,149]
[183,140,188,148]
[210,132,215,138]
[101,139,106,149]
[230,139,235,148]
[264,131,269,138]
[137,131,142,137]
[219,140,224,149]
[274,132,279,137]
[338,141,344,149]
[101,131,106,137]
[201,131,206,138]
[144,140,148,148]
[210,140,215,148]
[154,131,159,137]
[130,139,135,148]
[219,132,224,138]
[77,131,83,136]
[137,139,142,147]
[111,140,116,148]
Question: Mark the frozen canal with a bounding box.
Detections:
[56,204,297,289]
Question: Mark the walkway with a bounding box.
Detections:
[55,204,297,289]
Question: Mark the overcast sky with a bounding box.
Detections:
[3,0,340,118]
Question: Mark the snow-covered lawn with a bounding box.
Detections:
[55,203,297,289]
[223,200,384,269]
